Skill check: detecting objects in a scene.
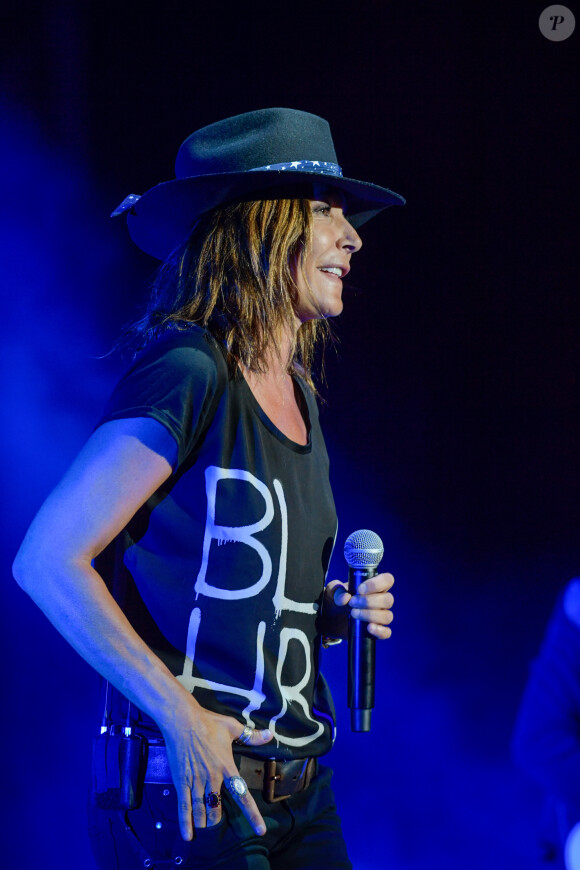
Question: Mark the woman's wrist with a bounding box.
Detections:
[148,678,203,735]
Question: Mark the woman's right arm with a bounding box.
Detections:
[13,417,271,839]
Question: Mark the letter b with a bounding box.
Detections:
[195,466,274,600]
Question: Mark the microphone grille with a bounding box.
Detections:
[343,529,384,569]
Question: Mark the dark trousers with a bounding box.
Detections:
[88,763,352,869]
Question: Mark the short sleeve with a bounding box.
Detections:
[97,327,227,468]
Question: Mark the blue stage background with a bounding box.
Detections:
[1,2,578,867]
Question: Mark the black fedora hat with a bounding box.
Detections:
[112,108,406,261]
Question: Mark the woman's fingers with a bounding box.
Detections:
[223,723,272,835]
[175,774,195,841]
[332,583,351,607]
[352,574,394,620]
[232,723,273,747]
[349,590,394,613]
[367,622,392,639]
[223,773,267,836]
[332,573,394,605]
[203,784,223,827]
[330,572,395,636]
[191,792,207,828]
[188,773,267,838]
[357,572,395,595]
[350,605,394,625]
[180,783,223,834]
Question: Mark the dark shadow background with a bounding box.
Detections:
[1,2,578,867]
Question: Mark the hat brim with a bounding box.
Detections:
[125,169,405,260]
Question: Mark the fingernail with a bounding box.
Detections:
[358,583,366,594]
[260,729,272,739]
[256,824,267,836]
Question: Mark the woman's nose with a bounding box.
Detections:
[339,218,362,253]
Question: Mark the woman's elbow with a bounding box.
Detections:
[13,536,41,594]
[12,529,63,597]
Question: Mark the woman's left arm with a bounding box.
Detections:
[319,574,394,640]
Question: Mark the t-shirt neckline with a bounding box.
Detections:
[238,372,312,454]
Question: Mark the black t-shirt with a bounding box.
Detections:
[98,326,338,759]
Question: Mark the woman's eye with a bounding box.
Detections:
[314,204,331,216]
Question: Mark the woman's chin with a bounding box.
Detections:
[296,298,343,323]
[323,300,344,319]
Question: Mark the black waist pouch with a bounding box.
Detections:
[91,731,148,810]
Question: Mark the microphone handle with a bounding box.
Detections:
[348,565,377,732]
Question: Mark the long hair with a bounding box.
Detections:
[124,196,330,390]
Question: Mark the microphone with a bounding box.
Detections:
[344,529,384,732]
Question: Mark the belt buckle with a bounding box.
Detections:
[263,759,290,803]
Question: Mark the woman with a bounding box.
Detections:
[13,108,404,869]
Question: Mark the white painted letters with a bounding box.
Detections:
[195,466,274,600]
[272,479,317,618]
[177,608,267,723]
[269,628,324,747]
[181,465,325,748]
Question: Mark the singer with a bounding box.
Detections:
[13,109,401,869]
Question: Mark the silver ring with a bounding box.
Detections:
[234,724,253,746]
[225,775,248,798]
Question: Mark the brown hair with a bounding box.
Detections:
[127,196,329,390]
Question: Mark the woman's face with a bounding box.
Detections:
[293,189,362,323]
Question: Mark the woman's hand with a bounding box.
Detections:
[159,697,273,840]
[323,573,394,639]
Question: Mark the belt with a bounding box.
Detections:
[234,754,317,802]
[144,742,317,803]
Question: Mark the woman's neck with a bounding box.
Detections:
[252,322,296,379]
[239,327,308,445]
